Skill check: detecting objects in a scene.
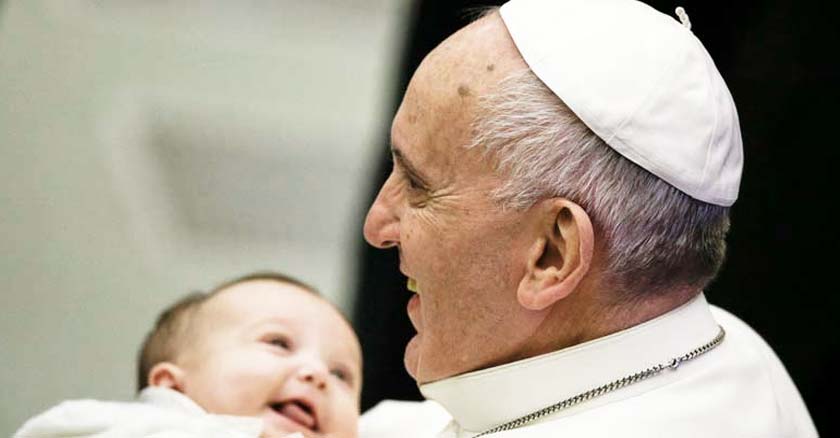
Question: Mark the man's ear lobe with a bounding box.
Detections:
[148,362,186,391]
[517,200,595,311]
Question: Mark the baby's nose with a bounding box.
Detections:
[296,364,327,391]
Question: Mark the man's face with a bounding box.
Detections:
[177,280,362,438]
[363,14,542,383]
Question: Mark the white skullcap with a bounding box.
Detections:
[500,0,743,206]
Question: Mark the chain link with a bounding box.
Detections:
[473,325,726,437]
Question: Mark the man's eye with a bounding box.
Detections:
[405,175,423,191]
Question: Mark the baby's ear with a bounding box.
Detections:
[148,362,186,391]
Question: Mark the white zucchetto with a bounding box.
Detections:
[500,0,743,206]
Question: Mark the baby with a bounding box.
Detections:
[15,272,362,438]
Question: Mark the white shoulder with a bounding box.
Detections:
[710,304,799,373]
[709,305,818,438]
[360,399,451,438]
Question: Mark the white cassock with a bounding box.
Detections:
[13,387,274,438]
[359,294,818,438]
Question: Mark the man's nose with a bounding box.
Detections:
[363,173,400,249]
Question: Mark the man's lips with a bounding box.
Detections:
[407,293,422,331]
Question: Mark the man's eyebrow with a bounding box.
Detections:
[391,145,431,188]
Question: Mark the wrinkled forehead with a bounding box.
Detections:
[406,11,527,107]
[393,12,528,176]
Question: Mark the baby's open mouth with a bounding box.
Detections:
[270,400,319,433]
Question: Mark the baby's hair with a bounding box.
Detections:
[136,271,319,392]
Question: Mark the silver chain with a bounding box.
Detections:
[473,325,726,437]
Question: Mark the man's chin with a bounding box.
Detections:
[405,333,458,384]
[404,334,421,380]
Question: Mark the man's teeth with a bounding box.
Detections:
[407,278,418,292]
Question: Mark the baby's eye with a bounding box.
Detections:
[266,335,292,350]
[330,368,351,383]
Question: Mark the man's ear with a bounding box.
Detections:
[517,199,594,310]
[148,362,186,391]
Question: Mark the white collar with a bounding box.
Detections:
[419,293,719,432]
[138,386,208,415]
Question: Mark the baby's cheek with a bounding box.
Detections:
[181,372,233,414]
[328,392,361,438]
[230,362,285,409]
[200,354,280,415]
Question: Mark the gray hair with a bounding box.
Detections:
[466,69,730,297]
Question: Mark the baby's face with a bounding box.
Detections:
[176,280,362,438]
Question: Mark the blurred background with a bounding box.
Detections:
[1,0,837,436]
[0,0,410,433]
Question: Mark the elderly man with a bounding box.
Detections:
[359,0,817,437]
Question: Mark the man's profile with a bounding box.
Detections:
[358,0,818,436]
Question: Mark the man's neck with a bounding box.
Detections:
[511,287,700,363]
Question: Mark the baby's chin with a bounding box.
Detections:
[261,431,305,438]
[260,425,309,438]
[260,425,313,438]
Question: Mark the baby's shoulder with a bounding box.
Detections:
[13,398,160,437]
[13,394,263,438]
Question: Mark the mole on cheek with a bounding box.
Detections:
[486,64,495,72]
[408,114,418,124]
[457,84,472,98]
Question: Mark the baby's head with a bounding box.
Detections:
[138,272,362,438]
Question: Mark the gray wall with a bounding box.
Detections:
[0,1,408,434]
